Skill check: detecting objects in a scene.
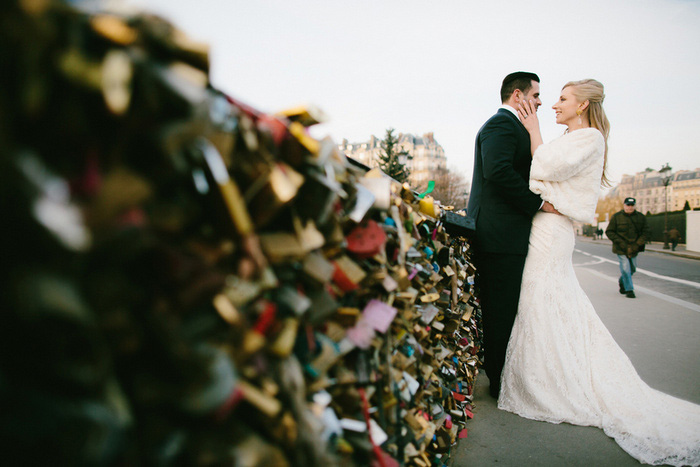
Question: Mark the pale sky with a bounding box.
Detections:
[129,0,700,186]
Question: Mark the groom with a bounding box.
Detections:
[466,72,558,398]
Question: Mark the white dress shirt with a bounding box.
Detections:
[500,104,519,118]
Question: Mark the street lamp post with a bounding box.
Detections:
[659,163,672,249]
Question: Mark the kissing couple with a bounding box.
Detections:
[465,72,700,466]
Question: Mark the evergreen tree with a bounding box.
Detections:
[683,200,691,211]
[377,128,410,183]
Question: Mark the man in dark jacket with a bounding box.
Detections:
[668,227,681,251]
[605,197,650,298]
[465,72,558,398]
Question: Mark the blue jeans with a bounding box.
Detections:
[617,254,637,292]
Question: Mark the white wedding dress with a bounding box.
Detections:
[498,128,700,466]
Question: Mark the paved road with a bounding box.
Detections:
[573,239,700,306]
[450,238,700,466]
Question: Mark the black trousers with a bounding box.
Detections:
[475,251,527,394]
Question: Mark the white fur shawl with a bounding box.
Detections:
[529,128,605,223]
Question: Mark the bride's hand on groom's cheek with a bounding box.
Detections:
[518,100,539,132]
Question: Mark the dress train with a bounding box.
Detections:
[498,212,700,466]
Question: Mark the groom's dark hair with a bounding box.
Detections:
[501,72,540,103]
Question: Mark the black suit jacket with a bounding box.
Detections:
[466,108,542,255]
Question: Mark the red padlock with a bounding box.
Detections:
[346,220,387,258]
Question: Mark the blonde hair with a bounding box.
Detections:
[563,79,611,187]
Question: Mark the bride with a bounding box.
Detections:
[498,79,700,466]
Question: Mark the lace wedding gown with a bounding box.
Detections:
[498,129,700,466]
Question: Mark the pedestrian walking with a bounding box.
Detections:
[668,226,681,251]
[605,197,650,298]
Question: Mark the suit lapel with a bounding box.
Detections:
[498,108,527,131]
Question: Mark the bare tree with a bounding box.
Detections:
[417,168,470,209]
[595,191,623,223]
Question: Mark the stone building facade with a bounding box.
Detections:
[339,132,447,188]
[397,132,447,187]
[612,168,700,214]
[338,135,383,169]
[671,170,700,211]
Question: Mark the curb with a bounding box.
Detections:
[576,237,700,261]
[644,249,700,261]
